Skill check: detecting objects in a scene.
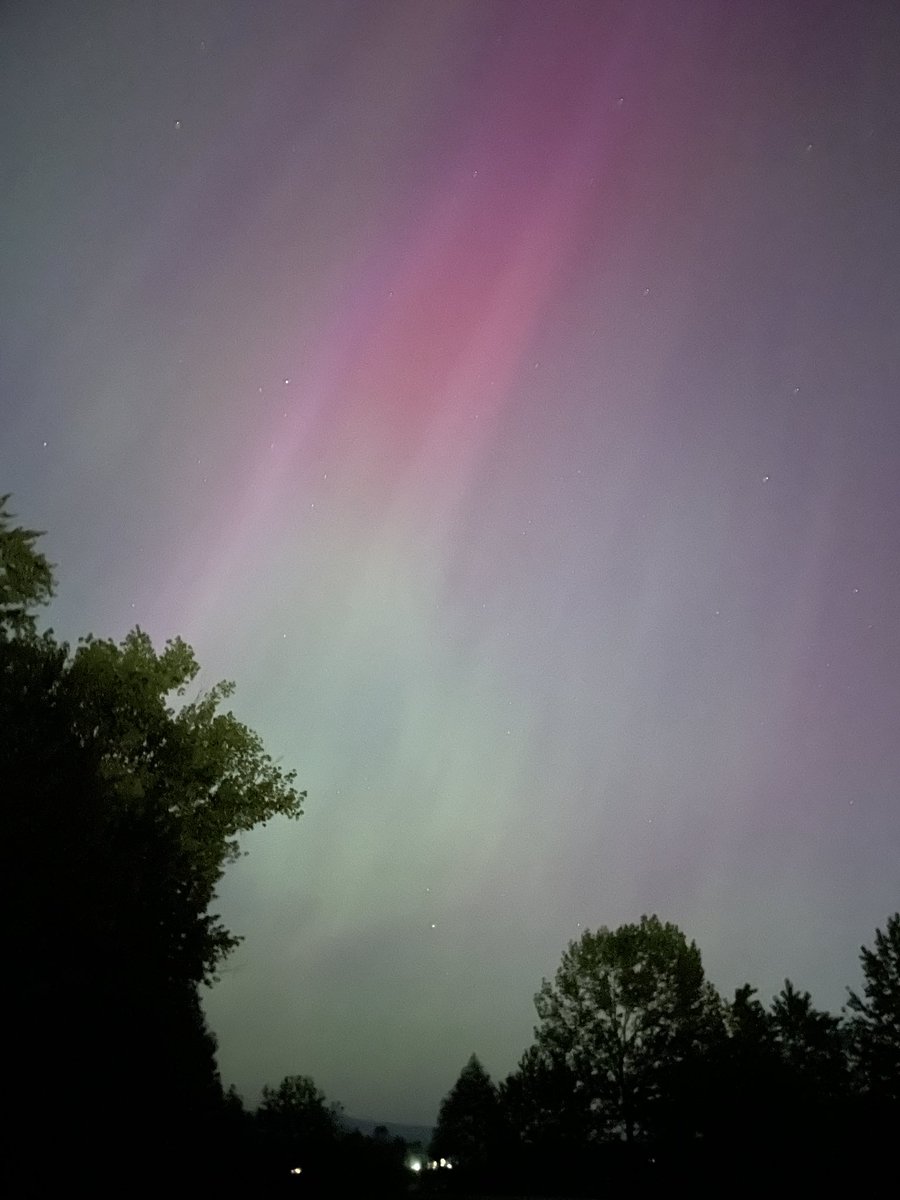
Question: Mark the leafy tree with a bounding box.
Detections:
[0,494,54,636]
[431,1053,502,1169]
[57,628,303,981]
[257,1074,344,1144]
[533,915,723,1142]
[846,913,900,1104]
[255,1075,345,1190]
[2,500,306,1189]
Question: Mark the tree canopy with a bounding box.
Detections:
[533,914,723,1142]
[4,496,898,1192]
[257,1074,345,1145]
[2,497,306,1190]
[0,494,54,636]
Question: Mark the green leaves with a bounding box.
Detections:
[0,498,302,1177]
[0,494,55,637]
[3,498,306,1020]
[30,622,307,982]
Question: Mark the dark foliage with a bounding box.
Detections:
[846,912,900,1104]
[3,498,897,1194]
[2,500,303,1193]
[531,915,724,1143]
[491,914,899,1194]
[430,1053,502,1167]
[428,1053,505,1192]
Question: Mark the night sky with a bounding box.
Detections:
[2,0,899,1126]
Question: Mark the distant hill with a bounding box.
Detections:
[341,1115,433,1145]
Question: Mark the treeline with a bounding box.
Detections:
[214,1075,412,1195]
[4,498,897,1196]
[429,913,899,1194]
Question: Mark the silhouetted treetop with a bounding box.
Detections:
[534,914,723,1143]
[431,1053,502,1168]
[0,494,54,636]
[847,913,900,1104]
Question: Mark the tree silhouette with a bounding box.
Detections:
[0,494,54,634]
[770,978,847,1102]
[704,984,781,1149]
[846,913,900,1105]
[533,915,723,1143]
[431,1053,502,1171]
[2,499,305,1191]
[258,1074,344,1144]
[501,1043,587,1151]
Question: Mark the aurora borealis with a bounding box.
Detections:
[2,0,898,1125]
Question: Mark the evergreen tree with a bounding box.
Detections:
[706,984,781,1145]
[431,1053,502,1170]
[846,913,900,1105]
[770,978,848,1103]
[500,1043,587,1151]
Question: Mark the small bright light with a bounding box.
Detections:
[439,1158,446,1167]
[290,1166,302,1175]
[409,1160,421,1173]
